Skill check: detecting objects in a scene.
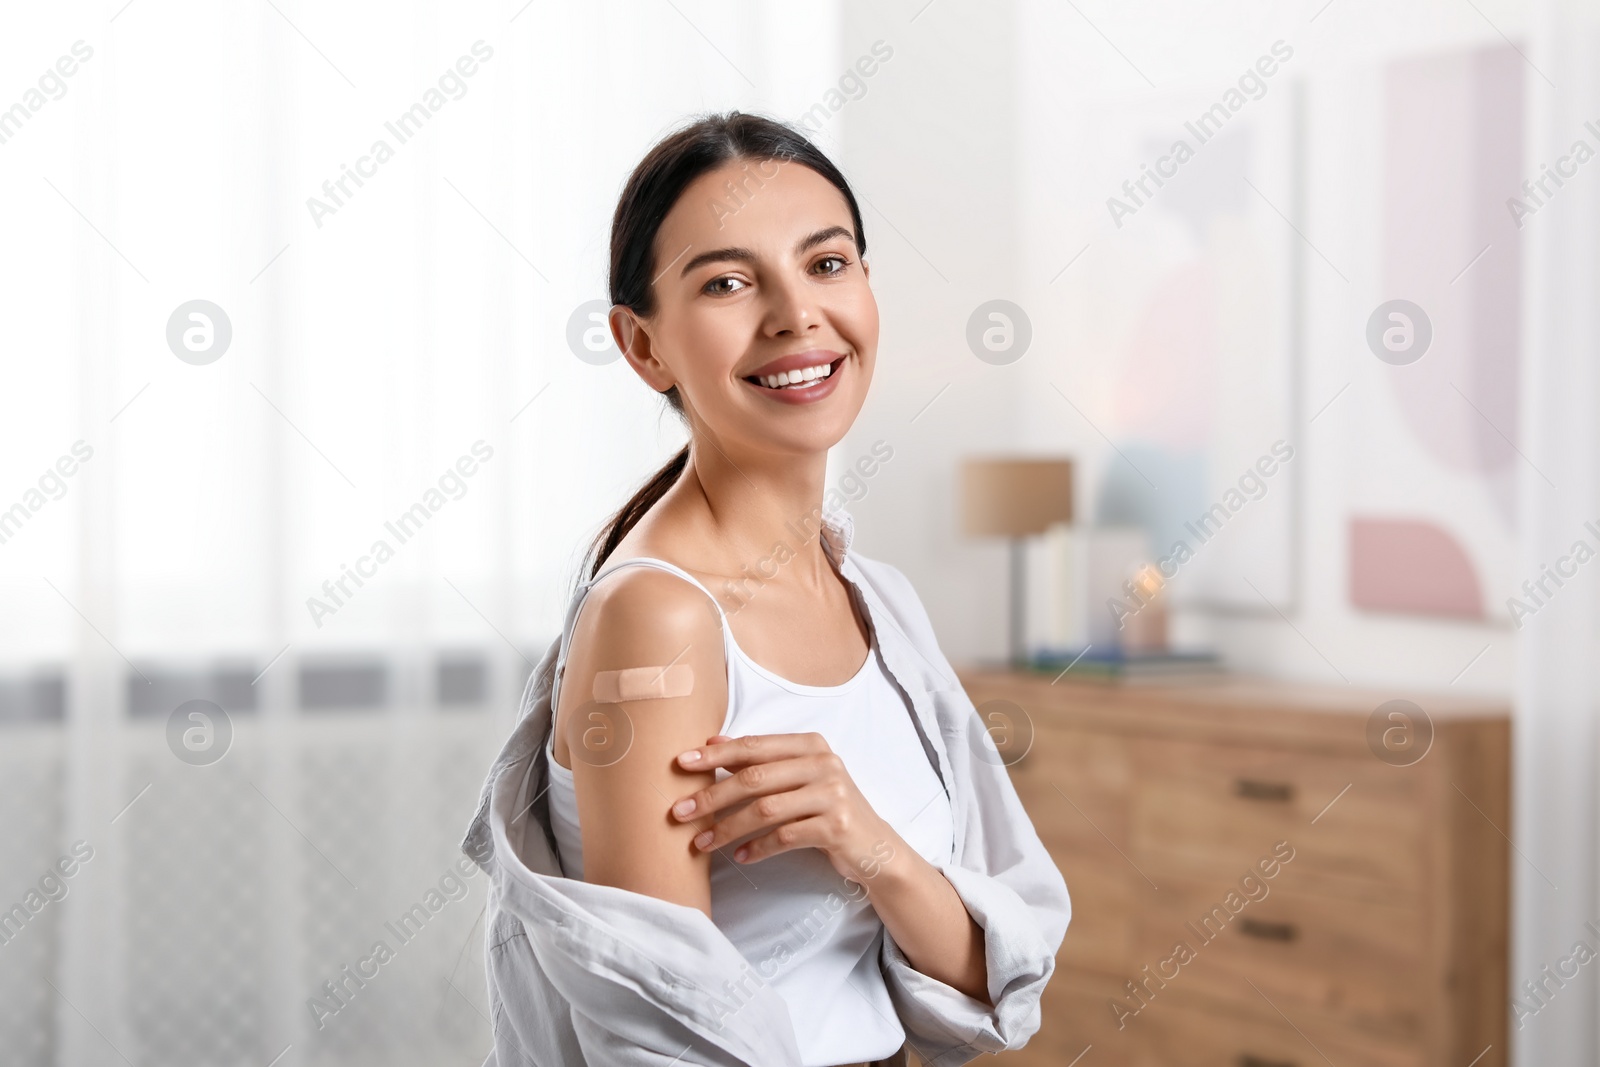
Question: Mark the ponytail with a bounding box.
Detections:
[580,444,688,582]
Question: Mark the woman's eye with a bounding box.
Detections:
[813,255,848,275]
[705,276,747,295]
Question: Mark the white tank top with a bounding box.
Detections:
[544,556,954,1067]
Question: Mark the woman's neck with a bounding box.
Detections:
[659,446,837,592]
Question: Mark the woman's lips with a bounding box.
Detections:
[742,355,846,406]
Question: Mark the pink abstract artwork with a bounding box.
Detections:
[1349,517,1484,619]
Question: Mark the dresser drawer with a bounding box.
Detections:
[1040,848,1133,977]
[1007,727,1135,976]
[1130,996,1424,1067]
[958,671,1508,1067]
[1008,725,1131,852]
[1012,771,1126,857]
[1132,876,1425,1041]
[1130,738,1425,901]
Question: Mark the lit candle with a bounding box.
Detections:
[1121,562,1168,654]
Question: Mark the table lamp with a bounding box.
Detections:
[959,457,1075,667]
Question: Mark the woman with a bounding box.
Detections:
[462,111,1070,1067]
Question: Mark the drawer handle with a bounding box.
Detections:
[1234,778,1295,802]
[1237,1056,1297,1067]
[1239,918,1298,942]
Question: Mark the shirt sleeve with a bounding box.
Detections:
[866,564,1072,1064]
[878,703,1071,1063]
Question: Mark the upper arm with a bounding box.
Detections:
[555,568,729,915]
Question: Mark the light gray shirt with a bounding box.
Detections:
[460,507,1072,1066]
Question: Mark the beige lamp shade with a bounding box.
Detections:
[960,457,1074,538]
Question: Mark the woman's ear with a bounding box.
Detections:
[610,305,676,393]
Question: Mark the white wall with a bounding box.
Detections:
[843,6,1600,1065]
[834,2,1024,663]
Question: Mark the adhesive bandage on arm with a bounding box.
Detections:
[592,665,695,703]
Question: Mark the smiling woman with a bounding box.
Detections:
[466,111,1070,1067]
[599,114,877,473]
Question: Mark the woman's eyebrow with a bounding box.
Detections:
[794,225,854,254]
[677,226,856,279]
[680,245,754,277]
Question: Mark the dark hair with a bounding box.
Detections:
[579,111,867,583]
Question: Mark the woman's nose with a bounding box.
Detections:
[763,274,821,336]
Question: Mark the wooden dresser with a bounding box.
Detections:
[955,668,1510,1067]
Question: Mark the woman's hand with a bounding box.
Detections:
[670,732,899,884]
[673,730,992,1003]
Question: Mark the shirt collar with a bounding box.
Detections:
[820,505,855,563]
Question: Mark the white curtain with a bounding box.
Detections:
[1515,1,1600,1062]
[0,3,840,1065]
[3,0,841,684]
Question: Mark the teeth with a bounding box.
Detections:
[758,362,834,389]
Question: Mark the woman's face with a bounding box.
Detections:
[612,157,878,461]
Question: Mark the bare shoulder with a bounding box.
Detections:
[578,562,726,650]
[559,563,730,741]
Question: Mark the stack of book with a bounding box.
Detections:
[1023,645,1224,684]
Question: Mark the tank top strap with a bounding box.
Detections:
[587,556,729,622]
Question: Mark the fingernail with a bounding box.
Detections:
[694,830,714,850]
[678,750,702,765]
[672,798,696,818]
[733,846,748,862]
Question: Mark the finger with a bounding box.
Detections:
[670,756,816,822]
[732,814,834,864]
[676,731,829,772]
[690,782,835,854]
